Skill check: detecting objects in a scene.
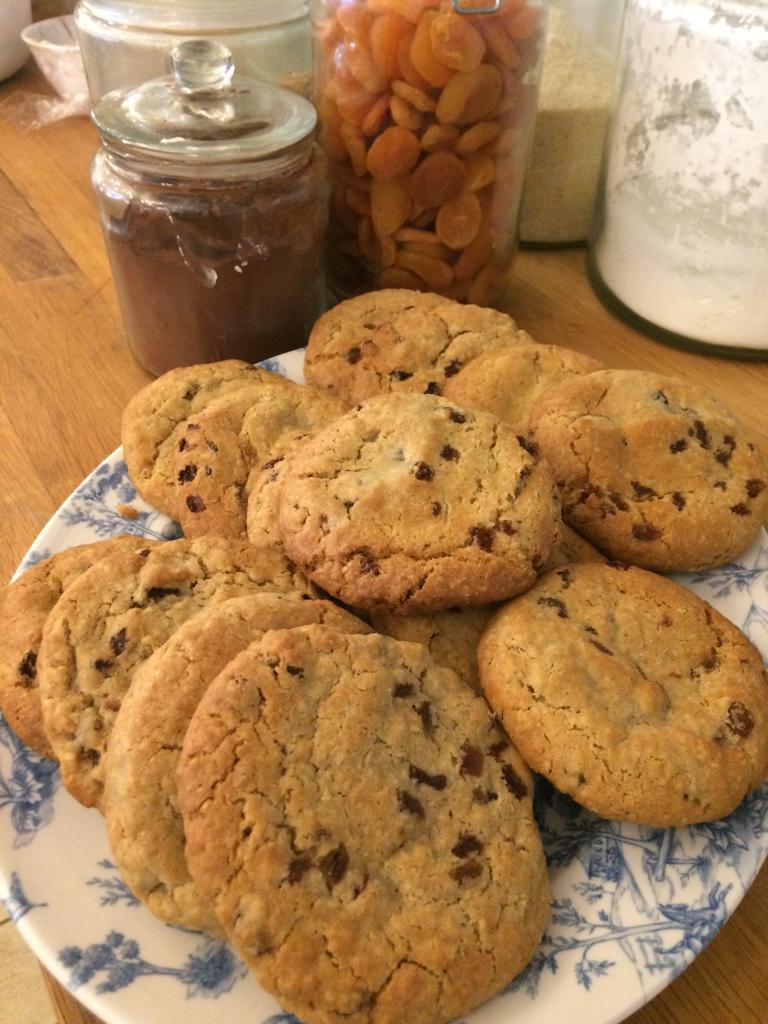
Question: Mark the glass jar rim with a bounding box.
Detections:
[77,0,308,30]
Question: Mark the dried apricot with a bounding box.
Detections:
[361,92,392,136]
[378,266,427,289]
[358,216,379,263]
[402,239,454,261]
[368,0,429,24]
[340,121,369,176]
[429,9,486,73]
[479,19,521,68]
[376,231,399,267]
[370,13,408,80]
[331,183,358,232]
[454,221,493,281]
[371,176,412,235]
[397,28,431,90]
[505,4,542,39]
[437,64,502,125]
[346,43,388,94]
[396,249,454,289]
[411,205,439,229]
[464,152,496,191]
[410,11,451,87]
[390,94,423,130]
[435,189,482,249]
[337,5,374,37]
[391,79,436,112]
[467,260,501,305]
[335,79,377,126]
[366,125,421,179]
[409,150,467,206]
[346,186,372,218]
[420,124,460,152]
[395,226,442,244]
[455,120,501,154]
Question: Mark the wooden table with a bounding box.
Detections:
[0,63,767,1024]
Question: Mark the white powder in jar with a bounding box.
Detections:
[519,6,616,245]
[591,0,768,351]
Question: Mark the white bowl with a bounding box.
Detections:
[21,14,88,100]
[0,0,32,81]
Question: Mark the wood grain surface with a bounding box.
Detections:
[0,62,766,1024]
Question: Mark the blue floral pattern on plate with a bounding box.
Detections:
[1,349,767,1024]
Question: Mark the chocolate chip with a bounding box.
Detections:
[451,859,482,883]
[488,738,509,760]
[726,702,754,738]
[715,449,733,466]
[261,456,284,471]
[452,833,484,858]
[448,409,466,423]
[496,520,517,536]
[287,856,312,884]
[286,665,304,677]
[110,628,127,656]
[658,614,673,627]
[347,346,362,364]
[606,560,630,570]
[409,765,447,790]
[714,481,727,490]
[702,649,718,671]
[416,701,434,735]
[205,439,219,453]
[632,481,658,501]
[671,492,686,510]
[344,500,354,511]
[432,502,442,516]
[537,596,568,619]
[18,651,37,681]
[730,503,750,516]
[444,359,463,377]
[84,749,101,765]
[747,479,766,498]
[178,438,189,452]
[653,390,669,405]
[318,844,349,889]
[584,625,598,635]
[469,526,494,552]
[460,743,484,777]
[389,369,413,381]
[182,388,195,401]
[354,548,381,576]
[690,419,711,449]
[424,381,441,395]
[413,461,434,481]
[318,513,329,534]
[397,790,425,818]
[515,465,532,498]
[556,569,572,587]
[473,787,498,803]
[632,523,663,540]
[186,495,206,513]
[501,764,528,799]
[609,491,630,511]
[589,639,614,656]
[440,444,459,461]
[93,658,111,672]
[393,682,414,698]
[186,422,201,431]
[670,439,687,453]
[103,698,121,713]
[147,587,181,601]
[517,435,539,457]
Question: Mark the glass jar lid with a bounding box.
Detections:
[81,0,308,29]
[93,39,316,171]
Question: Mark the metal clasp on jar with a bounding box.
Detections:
[451,0,502,14]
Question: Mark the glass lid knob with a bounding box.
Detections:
[171,39,235,95]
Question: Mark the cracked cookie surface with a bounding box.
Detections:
[278,393,561,613]
[304,289,533,407]
[0,535,156,758]
[528,369,768,571]
[173,380,344,540]
[443,343,604,435]
[122,360,284,516]
[38,537,314,808]
[177,625,550,1024]
[103,593,370,934]
[479,562,768,826]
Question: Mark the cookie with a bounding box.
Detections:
[279,393,561,613]
[121,360,285,516]
[174,380,343,540]
[528,369,768,571]
[371,526,604,693]
[0,535,156,757]
[479,562,768,826]
[304,289,533,407]
[39,537,313,808]
[443,343,603,434]
[178,626,550,1024]
[103,593,370,934]
[245,439,304,556]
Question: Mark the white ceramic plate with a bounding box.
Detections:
[2,349,767,1024]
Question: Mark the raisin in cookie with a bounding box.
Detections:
[279,393,561,613]
[178,625,550,1024]
[39,537,313,808]
[479,562,768,826]
[174,381,343,540]
[304,289,533,407]
[103,594,370,934]
[122,360,289,516]
[443,343,603,434]
[529,369,768,571]
[0,536,156,758]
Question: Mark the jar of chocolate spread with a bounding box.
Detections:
[91,39,326,376]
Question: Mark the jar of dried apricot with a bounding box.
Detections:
[313,0,547,305]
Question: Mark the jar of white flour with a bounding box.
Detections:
[590,0,768,356]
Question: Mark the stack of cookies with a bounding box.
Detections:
[2,287,768,1024]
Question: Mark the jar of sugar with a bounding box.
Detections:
[589,0,768,357]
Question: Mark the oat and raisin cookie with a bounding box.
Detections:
[174,381,343,540]
[103,594,370,934]
[39,537,314,808]
[177,625,550,1024]
[529,369,768,571]
[122,360,289,516]
[0,536,156,758]
[443,343,603,435]
[479,562,768,826]
[371,526,604,693]
[304,289,534,407]
[279,393,561,613]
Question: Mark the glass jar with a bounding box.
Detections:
[519,0,623,246]
[91,40,327,377]
[313,0,548,306]
[75,0,312,103]
[589,0,768,358]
